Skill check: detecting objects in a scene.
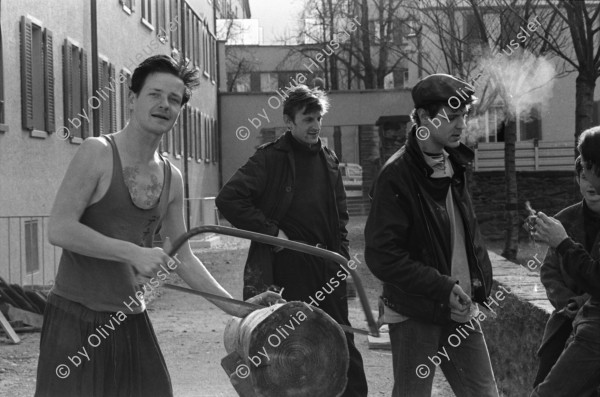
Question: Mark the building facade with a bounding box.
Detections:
[0,0,224,285]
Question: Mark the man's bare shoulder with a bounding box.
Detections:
[71,137,113,180]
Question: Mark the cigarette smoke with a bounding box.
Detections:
[464,50,556,144]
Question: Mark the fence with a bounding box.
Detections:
[473,140,575,172]
[0,216,60,287]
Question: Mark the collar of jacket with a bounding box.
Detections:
[272,130,340,169]
[405,124,474,178]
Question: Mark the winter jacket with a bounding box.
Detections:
[365,126,493,325]
[538,201,592,354]
[216,131,350,299]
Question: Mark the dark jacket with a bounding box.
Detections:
[216,131,350,299]
[364,126,493,325]
[538,201,593,353]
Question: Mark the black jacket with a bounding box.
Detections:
[365,126,493,325]
[216,131,350,299]
[538,201,592,353]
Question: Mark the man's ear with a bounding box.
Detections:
[283,114,294,128]
[416,108,428,123]
[128,90,137,110]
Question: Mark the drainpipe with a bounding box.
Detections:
[91,0,99,136]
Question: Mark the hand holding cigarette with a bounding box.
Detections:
[532,212,569,248]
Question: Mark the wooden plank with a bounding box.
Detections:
[0,310,20,344]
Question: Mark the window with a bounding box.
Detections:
[141,0,153,28]
[231,73,250,92]
[119,69,132,129]
[186,105,194,160]
[63,40,89,140]
[211,33,217,82]
[212,118,218,163]
[260,73,278,92]
[194,17,201,67]
[185,7,192,61]
[203,22,210,77]
[156,0,167,38]
[98,57,117,135]
[20,16,55,136]
[0,12,6,131]
[195,110,202,161]
[204,114,210,161]
[170,0,181,49]
[25,220,39,274]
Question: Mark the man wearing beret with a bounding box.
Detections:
[365,74,498,396]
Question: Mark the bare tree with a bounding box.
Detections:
[286,0,411,90]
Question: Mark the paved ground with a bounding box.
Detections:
[0,216,455,396]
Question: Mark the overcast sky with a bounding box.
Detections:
[248,0,306,44]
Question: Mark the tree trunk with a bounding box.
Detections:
[501,121,519,260]
[223,302,349,397]
[360,0,375,88]
[574,72,597,155]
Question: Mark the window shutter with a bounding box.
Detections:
[62,40,73,135]
[213,118,218,163]
[80,49,89,138]
[109,64,117,133]
[198,112,205,160]
[98,59,105,134]
[20,16,34,130]
[170,0,179,49]
[44,29,55,133]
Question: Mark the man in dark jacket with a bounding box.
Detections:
[216,85,368,397]
[365,74,498,397]
[533,126,600,396]
[533,156,594,388]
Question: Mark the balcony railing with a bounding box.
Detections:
[473,140,575,172]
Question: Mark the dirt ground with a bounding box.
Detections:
[0,216,455,396]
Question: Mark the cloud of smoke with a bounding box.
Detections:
[464,50,556,144]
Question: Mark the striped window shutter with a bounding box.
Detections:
[109,64,117,133]
[20,16,34,130]
[44,29,55,133]
[80,49,89,138]
[98,59,105,134]
[62,40,73,136]
[213,118,218,164]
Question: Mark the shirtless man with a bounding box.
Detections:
[34,55,279,397]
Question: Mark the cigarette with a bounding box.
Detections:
[525,201,537,216]
[279,287,285,296]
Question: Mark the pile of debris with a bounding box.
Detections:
[0,277,46,344]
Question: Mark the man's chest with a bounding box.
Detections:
[122,162,164,209]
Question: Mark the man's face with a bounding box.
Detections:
[420,105,468,149]
[578,170,600,212]
[582,158,600,194]
[286,107,323,145]
[130,72,185,136]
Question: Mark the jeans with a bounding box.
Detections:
[531,303,600,397]
[533,320,573,387]
[389,317,498,397]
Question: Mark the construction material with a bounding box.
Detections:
[0,310,20,344]
[222,301,349,397]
